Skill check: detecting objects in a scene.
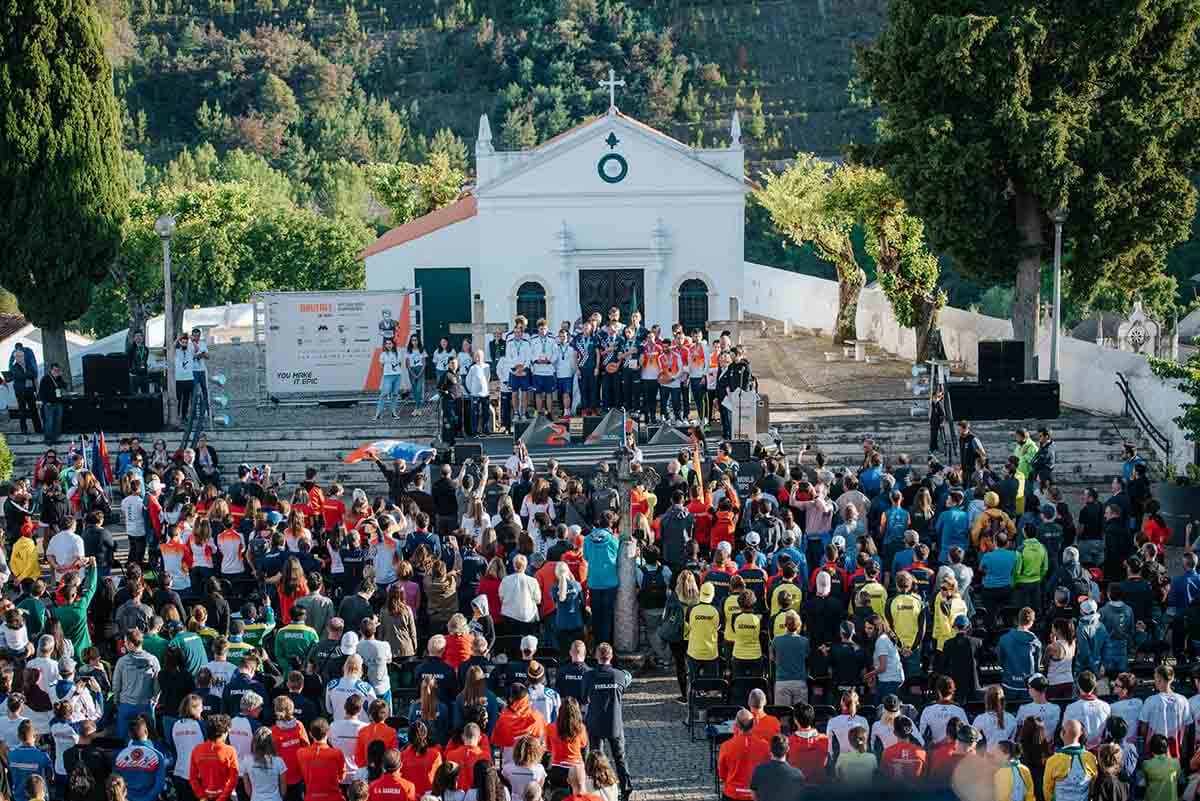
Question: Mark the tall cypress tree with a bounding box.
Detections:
[0,0,128,384]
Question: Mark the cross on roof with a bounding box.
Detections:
[598,68,626,111]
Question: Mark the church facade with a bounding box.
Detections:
[361,98,749,346]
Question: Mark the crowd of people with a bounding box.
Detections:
[374,310,754,441]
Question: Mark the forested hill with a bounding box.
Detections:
[107,0,885,169]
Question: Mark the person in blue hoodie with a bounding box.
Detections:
[9,719,52,801]
[996,607,1043,696]
[583,511,621,646]
[114,716,169,801]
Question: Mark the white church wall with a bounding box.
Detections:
[365,217,481,295]
[745,261,1191,469]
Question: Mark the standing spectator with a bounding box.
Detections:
[718,709,770,801]
[1043,720,1096,801]
[994,740,1035,801]
[368,749,417,801]
[582,513,621,647]
[112,629,160,739]
[998,608,1042,695]
[270,696,311,801]
[499,555,542,637]
[297,718,346,801]
[750,735,804,801]
[190,714,240,801]
[770,611,810,707]
[114,717,167,801]
[38,363,67,444]
[957,422,986,476]
[582,644,632,801]
[1138,666,1191,757]
[8,342,42,434]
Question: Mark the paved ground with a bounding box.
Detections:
[622,673,713,801]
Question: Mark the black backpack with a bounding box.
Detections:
[638,564,669,610]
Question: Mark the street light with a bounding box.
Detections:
[156,214,178,427]
[1049,206,1068,383]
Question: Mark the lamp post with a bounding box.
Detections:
[155,214,177,427]
[1050,206,1068,383]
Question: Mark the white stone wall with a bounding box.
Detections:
[743,262,1193,469]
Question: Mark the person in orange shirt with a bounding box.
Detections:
[492,683,548,765]
[444,722,490,790]
[880,716,927,784]
[368,749,417,801]
[546,697,589,787]
[399,720,442,797]
[189,713,240,801]
[297,718,347,801]
[356,699,400,769]
[442,614,473,670]
[535,551,559,620]
[747,690,781,742]
[270,696,311,800]
[717,710,771,801]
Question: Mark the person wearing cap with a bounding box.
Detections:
[1075,598,1109,677]
[941,614,981,703]
[927,723,979,786]
[1043,720,1097,801]
[718,709,772,801]
[685,582,722,676]
[804,570,844,649]
[526,660,561,724]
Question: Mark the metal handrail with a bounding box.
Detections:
[1115,371,1171,465]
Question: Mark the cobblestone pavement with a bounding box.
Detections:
[622,673,713,801]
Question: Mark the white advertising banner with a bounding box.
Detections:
[260,290,419,397]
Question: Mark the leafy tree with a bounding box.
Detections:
[757,156,865,344]
[429,128,469,173]
[365,153,466,227]
[500,106,538,150]
[859,0,1200,377]
[0,0,129,383]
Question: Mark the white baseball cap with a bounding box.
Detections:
[520,635,539,653]
[340,632,360,655]
[745,532,761,547]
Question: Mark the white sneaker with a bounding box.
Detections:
[392,411,401,419]
[373,412,381,421]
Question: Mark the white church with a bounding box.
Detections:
[361,74,751,345]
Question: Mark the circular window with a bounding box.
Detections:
[597,153,628,184]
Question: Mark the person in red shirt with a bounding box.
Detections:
[718,709,771,801]
[880,716,927,784]
[399,721,443,797]
[270,696,311,800]
[443,723,490,790]
[785,704,829,782]
[927,721,976,786]
[492,683,548,765]
[297,718,346,801]
[443,615,473,670]
[356,699,400,774]
[547,697,589,787]
[369,749,417,801]
[189,713,240,801]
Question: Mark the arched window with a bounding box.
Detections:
[678,278,709,335]
[516,281,547,323]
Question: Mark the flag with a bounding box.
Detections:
[78,435,89,472]
[96,432,114,486]
[90,435,106,488]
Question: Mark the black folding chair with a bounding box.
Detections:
[689,677,731,741]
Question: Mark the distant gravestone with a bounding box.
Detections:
[1117,301,1161,355]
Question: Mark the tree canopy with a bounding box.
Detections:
[858,0,1200,375]
[0,0,129,381]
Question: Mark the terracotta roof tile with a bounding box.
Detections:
[358,195,477,260]
[0,314,29,342]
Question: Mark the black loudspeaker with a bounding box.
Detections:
[82,353,130,397]
[453,442,483,464]
[947,381,1060,421]
[729,439,754,462]
[978,340,1025,383]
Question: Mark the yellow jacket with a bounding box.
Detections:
[932,593,968,651]
[995,761,1035,801]
[11,537,39,582]
[1043,747,1097,801]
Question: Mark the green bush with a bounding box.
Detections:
[0,434,12,484]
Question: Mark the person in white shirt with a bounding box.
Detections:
[498,555,542,635]
[174,334,194,421]
[172,694,207,790]
[1063,671,1111,748]
[504,441,535,478]
[1015,674,1062,742]
[972,686,1017,751]
[826,689,869,758]
[326,653,376,723]
[1110,672,1143,747]
[229,691,264,765]
[918,676,967,745]
[376,337,405,421]
[46,525,85,584]
[1138,663,1193,755]
[405,335,427,410]
[189,328,210,420]
[0,695,28,751]
[528,319,557,417]
[553,328,577,417]
[204,639,238,699]
[121,480,147,561]
[432,338,454,386]
[506,317,533,420]
[466,350,492,434]
[330,695,368,782]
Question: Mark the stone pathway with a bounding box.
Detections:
[621,673,714,801]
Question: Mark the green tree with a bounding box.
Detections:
[0,0,129,383]
[365,153,466,227]
[757,155,865,344]
[859,0,1200,377]
[429,128,469,173]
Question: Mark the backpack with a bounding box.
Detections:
[638,564,669,610]
[1054,753,1092,801]
[979,513,1006,552]
[67,751,99,801]
[657,593,685,643]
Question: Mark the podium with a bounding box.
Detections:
[723,388,759,439]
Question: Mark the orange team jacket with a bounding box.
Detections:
[297,741,347,801]
[535,560,559,617]
[400,745,442,797]
[369,771,418,801]
[444,740,491,789]
[657,348,683,378]
[356,722,400,767]
[492,697,547,750]
[189,740,240,801]
[322,498,347,531]
[270,721,311,786]
[160,540,192,580]
[749,709,781,742]
[639,342,662,369]
[717,732,771,801]
[710,510,738,550]
[630,488,653,520]
[688,343,708,376]
[216,529,244,566]
[881,741,927,782]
